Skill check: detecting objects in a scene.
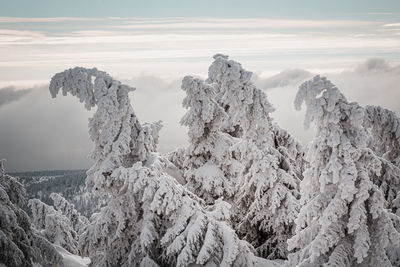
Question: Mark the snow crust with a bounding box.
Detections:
[54,245,90,267]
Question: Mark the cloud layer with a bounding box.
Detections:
[0,87,31,107]
[0,58,399,171]
[1,17,400,87]
[261,58,400,147]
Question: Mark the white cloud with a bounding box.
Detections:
[0,16,399,88]
[0,29,44,37]
[328,59,400,114]
[263,58,400,145]
[1,59,399,171]
[0,85,93,172]
[0,87,32,107]
[383,23,400,27]
[252,69,313,90]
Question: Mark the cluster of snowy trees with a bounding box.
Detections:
[1,54,399,266]
[0,160,63,266]
[287,76,400,266]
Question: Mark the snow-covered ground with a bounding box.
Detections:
[54,245,90,267]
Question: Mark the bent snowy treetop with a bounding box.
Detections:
[50,67,160,194]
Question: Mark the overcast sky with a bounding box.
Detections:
[0,1,399,171]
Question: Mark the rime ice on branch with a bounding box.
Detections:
[287,75,400,266]
[50,67,257,266]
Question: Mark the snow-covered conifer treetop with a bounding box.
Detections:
[180,75,241,203]
[207,54,275,138]
[178,55,301,260]
[50,67,161,194]
[50,67,135,110]
[180,75,227,141]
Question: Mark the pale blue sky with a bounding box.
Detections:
[0,0,400,21]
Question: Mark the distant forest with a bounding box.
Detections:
[10,169,106,218]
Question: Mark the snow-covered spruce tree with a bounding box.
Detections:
[206,54,255,138]
[206,54,304,178]
[165,147,186,185]
[286,75,400,266]
[364,105,400,165]
[272,123,306,181]
[232,137,300,260]
[364,105,400,212]
[180,76,242,204]
[50,67,257,266]
[205,54,301,259]
[0,160,63,267]
[167,147,185,172]
[50,67,143,196]
[363,105,400,265]
[29,198,79,254]
[50,193,89,235]
[28,192,89,255]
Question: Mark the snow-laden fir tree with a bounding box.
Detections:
[165,147,186,185]
[50,193,89,235]
[364,105,400,165]
[0,160,63,267]
[29,197,79,254]
[180,76,242,203]
[205,54,301,259]
[232,136,300,260]
[50,67,143,195]
[28,192,89,255]
[363,105,400,265]
[364,105,400,212]
[272,124,306,181]
[50,67,257,266]
[286,75,400,266]
[206,54,256,138]
[206,54,304,173]
[167,147,185,172]
[206,54,304,176]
